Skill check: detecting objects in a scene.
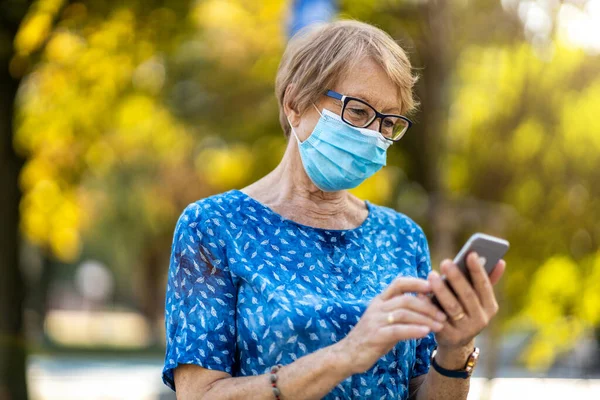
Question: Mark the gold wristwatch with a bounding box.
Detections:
[430,347,480,379]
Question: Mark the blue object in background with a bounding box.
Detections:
[288,0,337,38]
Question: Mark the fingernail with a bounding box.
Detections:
[433,322,444,331]
[436,312,447,321]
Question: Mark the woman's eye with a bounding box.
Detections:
[348,108,368,117]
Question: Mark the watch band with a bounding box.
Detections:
[430,347,478,379]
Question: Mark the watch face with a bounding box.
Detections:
[465,347,480,374]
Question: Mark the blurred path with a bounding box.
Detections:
[28,355,175,400]
[27,355,600,400]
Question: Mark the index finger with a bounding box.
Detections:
[380,277,432,301]
[466,252,496,310]
[489,259,506,285]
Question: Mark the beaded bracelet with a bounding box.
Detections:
[269,364,283,399]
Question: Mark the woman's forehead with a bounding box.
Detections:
[332,59,401,113]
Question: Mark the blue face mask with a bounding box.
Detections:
[289,107,391,192]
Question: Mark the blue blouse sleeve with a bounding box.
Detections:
[162,203,237,391]
[411,226,438,379]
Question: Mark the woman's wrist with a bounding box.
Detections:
[328,339,359,377]
[270,340,355,399]
[433,340,475,370]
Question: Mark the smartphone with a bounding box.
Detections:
[452,233,509,281]
[431,233,509,311]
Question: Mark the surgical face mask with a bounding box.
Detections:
[289,106,391,192]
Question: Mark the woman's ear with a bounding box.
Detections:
[283,84,301,128]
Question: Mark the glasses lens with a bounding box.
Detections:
[382,116,410,140]
[343,99,376,128]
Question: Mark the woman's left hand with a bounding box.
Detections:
[426,252,506,351]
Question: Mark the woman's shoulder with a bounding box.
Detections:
[173,190,250,245]
[367,201,426,236]
[179,190,246,221]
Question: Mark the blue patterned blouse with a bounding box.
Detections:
[162,190,436,399]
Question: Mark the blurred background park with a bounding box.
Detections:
[1,0,600,399]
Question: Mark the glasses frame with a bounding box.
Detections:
[325,90,413,142]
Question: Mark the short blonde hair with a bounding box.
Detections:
[275,20,418,138]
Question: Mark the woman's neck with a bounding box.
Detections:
[241,139,367,230]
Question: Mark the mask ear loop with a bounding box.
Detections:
[312,103,323,117]
[288,104,323,144]
[287,117,302,144]
[288,104,325,144]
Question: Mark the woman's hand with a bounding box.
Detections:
[337,277,448,375]
[427,252,506,356]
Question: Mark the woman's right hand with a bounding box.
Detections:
[336,277,447,374]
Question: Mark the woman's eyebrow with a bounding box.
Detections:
[343,91,400,114]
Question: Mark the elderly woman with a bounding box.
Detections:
[162,20,505,399]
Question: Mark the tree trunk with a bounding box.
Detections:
[0,1,33,398]
[417,0,456,263]
[138,239,168,346]
[0,55,28,400]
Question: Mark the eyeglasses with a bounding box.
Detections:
[325,90,413,142]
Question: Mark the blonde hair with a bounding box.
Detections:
[275,20,418,138]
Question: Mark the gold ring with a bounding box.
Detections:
[387,312,395,324]
[451,312,466,322]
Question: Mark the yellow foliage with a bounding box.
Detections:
[560,79,600,168]
[49,200,81,261]
[14,0,66,55]
[580,253,600,325]
[511,178,543,214]
[38,0,65,13]
[524,336,556,371]
[14,13,54,55]
[141,188,178,235]
[446,154,469,193]
[194,0,249,29]
[45,31,85,63]
[196,145,255,190]
[111,94,193,163]
[116,94,156,131]
[15,7,195,262]
[511,118,544,162]
[519,254,600,369]
[523,318,586,371]
[20,180,82,261]
[85,140,117,177]
[526,256,580,313]
[19,158,55,191]
[88,9,135,51]
[350,168,398,206]
[191,0,285,72]
[450,44,600,373]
